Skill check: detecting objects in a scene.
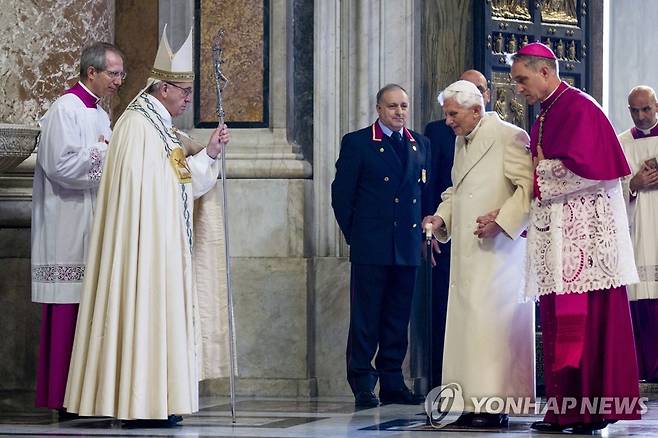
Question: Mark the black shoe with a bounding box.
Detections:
[122,417,181,428]
[379,387,424,405]
[354,391,379,408]
[571,421,611,434]
[426,411,472,427]
[530,421,571,432]
[57,409,79,421]
[470,413,509,428]
[452,412,475,426]
[169,415,183,424]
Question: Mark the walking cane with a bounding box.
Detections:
[212,29,239,423]
[424,223,434,392]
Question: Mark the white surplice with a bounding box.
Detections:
[435,113,535,412]
[619,129,658,300]
[525,160,638,298]
[31,84,110,304]
[64,92,228,420]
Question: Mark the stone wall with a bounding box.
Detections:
[0,0,115,125]
[419,0,474,128]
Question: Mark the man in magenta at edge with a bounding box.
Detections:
[511,42,641,433]
[31,42,125,418]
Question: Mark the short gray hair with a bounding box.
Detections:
[79,42,124,79]
[147,81,163,94]
[376,83,407,104]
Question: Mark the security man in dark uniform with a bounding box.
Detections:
[331,83,432,408]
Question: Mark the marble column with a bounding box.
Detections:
[340,0,419,134]
[607,0,658,131]
[311,0,348,396]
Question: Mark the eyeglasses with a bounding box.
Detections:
[101,70,127,80]
[164,81,193,98]
[476,85,488,94]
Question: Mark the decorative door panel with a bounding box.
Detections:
[475,0,590,130]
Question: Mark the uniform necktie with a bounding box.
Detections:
[391,131,403,145]
[390,131,407,166]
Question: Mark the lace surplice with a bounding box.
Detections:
[525,159,638,298]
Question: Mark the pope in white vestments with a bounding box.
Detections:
[64,28,231,422]
[423,81,535,428]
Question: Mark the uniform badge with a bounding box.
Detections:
[421,168,427,183]
[170,147,192,184]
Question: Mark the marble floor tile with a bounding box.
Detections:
[1,396,658,437]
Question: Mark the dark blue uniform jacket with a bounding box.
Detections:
[331,121,432,266]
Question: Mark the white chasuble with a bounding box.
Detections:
[64,93,228,420]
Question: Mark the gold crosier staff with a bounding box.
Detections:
[212,29,238,424]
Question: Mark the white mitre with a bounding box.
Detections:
[437,80,483,106]
[149,24,195,83]
[127,25,196,107]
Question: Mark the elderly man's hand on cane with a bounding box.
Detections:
[421,216,442,266]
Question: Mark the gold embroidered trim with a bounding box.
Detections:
[169,147,192,184]
[149,68,195,82]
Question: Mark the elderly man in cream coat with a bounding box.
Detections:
[423,80,535,429]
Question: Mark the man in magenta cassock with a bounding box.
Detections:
[511,42,642,434]
[31,42,124,417]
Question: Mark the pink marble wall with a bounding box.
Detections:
[198,0,265,124]
[0,0,114,125]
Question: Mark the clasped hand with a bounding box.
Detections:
[474,208,501,239]
[630,162,658,193]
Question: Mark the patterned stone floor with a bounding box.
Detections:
[1,396,658,437]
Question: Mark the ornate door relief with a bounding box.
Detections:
[475,0,590,130]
